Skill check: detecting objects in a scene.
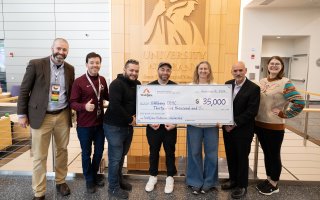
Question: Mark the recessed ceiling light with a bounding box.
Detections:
[276,36,281,39]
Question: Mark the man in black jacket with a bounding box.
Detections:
[103,59,141,199]
[221,61,260,199]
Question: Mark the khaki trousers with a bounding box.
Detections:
[31,109,70,197]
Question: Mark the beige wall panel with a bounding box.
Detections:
[221,0,228,14]
[224,54,238,72]
[111,52,125,78]
[112,5,125,34]
[208,14,221,44]
[219,15,227,45]
[225,24,239,53]
[207,43,220,73]
[210,0,222,14]
[112,0,124,5]
[127,0,142,25]
[215,72,224,83]
[218,44,225,73]
[226,5,240,25]
[224,70,233,82]
[228,0,241,10]
[112,34,125,53]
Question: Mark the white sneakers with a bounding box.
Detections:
[145,176,157,192]
[145,176,174,194]
[164,176,174,194]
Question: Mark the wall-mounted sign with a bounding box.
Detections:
[127,0,210,83]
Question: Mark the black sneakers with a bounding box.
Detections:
[256,179,269,191]
[95,174,105,187]
[120,180,132,191]
[86,182,96,194]
[108,188,129,199]
[258,182,279,195]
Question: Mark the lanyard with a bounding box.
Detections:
[86,72,101,102]
[53,67,60,83]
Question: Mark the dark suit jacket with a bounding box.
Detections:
[17,56,75,129]
[224,78,260,138]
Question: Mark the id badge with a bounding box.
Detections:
[51,84,60,102]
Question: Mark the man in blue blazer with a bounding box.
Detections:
[17,38,75,200]
[221,61,260,199]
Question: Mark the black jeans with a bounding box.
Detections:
[146,125,177,176]
[255,126,284,181]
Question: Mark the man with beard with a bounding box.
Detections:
[145,62,177,194]
[103,59,141,199]
[17,38,75,200]
[221,61,260,199]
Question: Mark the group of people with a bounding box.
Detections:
[17,38,305,200]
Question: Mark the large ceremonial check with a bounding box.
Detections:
[136,85,234,125]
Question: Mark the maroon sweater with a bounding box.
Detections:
[70,73,109,127]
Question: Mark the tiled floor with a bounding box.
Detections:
[0,175,320,200]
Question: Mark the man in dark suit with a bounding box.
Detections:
[17,38,75,200]
[221,61,260,199]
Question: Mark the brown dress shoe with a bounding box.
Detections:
[56,183,71,196]
[32,196,45,200]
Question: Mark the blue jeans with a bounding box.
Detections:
[186,125,219,189]
[104,124,133,190]
[77,125,105,184]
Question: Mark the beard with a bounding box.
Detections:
[159,75,169,82]
[52,52,67,64]
[124,72,137,81]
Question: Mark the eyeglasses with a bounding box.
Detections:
[269,62,281,66]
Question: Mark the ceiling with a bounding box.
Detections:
[245,0,320,8]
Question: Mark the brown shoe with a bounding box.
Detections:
[56,183,71,196]
[32,196,45,200]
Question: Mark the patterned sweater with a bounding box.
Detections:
[255,77,305,130]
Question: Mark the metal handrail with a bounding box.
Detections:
[302,108,320,112]
[298,90,320,97]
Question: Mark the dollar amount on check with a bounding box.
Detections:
[136,85,234,125]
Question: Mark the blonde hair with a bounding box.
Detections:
[192,61,214,84]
